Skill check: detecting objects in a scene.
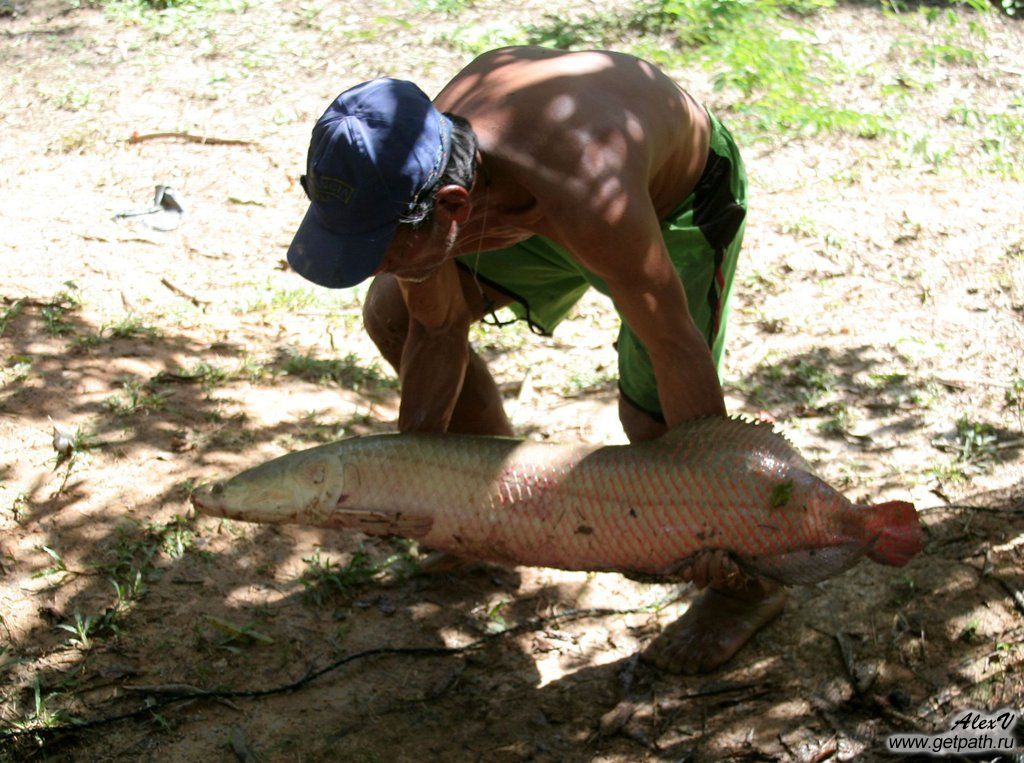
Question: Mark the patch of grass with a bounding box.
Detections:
[56,610,116,649]
[236,354,273,383]
[102,378,170,416]
[742,268,784,296]
[32,546,70,582]
[50,85,93,112]
[153,360,233,391]
[926,461,969,484]
[93,516,196,601]
[299,543,416,606]
[779,214,819,239]
[74,316,160,350]
[654,0,883,138]
[411,0,474,13]
[247,286,322,313]
[98,0,258,37]
[818,403,854,436]
[40,282,81,337]
[1005,376,1024,429]
[868,371,909,390]
[560,365,616,397]
[790,360,836,404]
[710,32,883,139]
[472,598,512,634]
[910,39,987,68]
[96,523,159,583]
[56,126,101,154]
[750,308,787,335]
[929,416,1001,484]
[866,370,938,409]
[280,349,397,392]
[204,615,274,652]
[299,549,379,606]
[469,318,532,354]
[180,361,232,388]
[443,0,884,140]
[1,355,32,387]
[151,515,195,559]
[950,417,999,465]
[153,356,275,391]
[6,677,71,735]
[0,300,24,337]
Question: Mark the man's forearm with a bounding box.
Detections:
[650,330,726,427]
[397,323,470,433]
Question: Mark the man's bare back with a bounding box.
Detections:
[432,47,712,252]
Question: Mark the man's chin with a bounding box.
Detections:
[395,268,438,284]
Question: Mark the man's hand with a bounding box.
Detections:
[396,261,474,433]
[677,549,756,591]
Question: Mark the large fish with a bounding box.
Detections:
[190,418,922,585]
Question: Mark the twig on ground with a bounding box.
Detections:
[809,739,839,763]
[993,575,1024,619]
[128,131,256,147]
[918,502,1024,515]
[160,278,209,308]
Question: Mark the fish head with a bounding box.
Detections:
[741,472,866,584]
[190,447,348,525]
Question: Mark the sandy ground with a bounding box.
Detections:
[1,0,1023,760]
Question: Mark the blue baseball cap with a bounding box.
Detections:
[287,79,453,289]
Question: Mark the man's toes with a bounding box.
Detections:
[641,636,691,673]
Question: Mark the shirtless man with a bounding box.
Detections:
[287,46,784,674]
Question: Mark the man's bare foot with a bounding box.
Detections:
[641,581,787,674]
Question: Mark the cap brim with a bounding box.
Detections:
[286,204,397,289]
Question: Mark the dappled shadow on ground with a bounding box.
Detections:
[1,288,1022,759]
[730,343,1023,464]
[0,297,410,752]
[3,363,1022,761]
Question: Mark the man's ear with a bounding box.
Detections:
[434,185,472,225]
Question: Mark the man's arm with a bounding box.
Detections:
[556,196,726,427]
[395,261,474,432]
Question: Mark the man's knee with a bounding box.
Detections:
[362,275,407,366]
[619,394,667,443]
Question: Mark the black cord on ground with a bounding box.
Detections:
[0,601,676,747]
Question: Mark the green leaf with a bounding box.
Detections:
[769,481,794,508]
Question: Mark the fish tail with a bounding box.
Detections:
[863,501,922,566]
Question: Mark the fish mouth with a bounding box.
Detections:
[190,481,226,515]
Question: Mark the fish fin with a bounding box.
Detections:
[863,501,922,566]
[660,416,812,471]
[738,545,863,585]
[327,509,433,539]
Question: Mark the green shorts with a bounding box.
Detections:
[456,111,747,421]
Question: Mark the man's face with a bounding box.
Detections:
[377,218,458,283]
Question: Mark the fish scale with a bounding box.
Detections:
[191,417,923,585]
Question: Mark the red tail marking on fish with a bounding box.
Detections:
[863,501,922,566]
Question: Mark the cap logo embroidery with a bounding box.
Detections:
[311,174,356,204]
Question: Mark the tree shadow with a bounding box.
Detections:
[4,296,1022,761]
[10,480,1019,760]
[728,343,1023,465]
